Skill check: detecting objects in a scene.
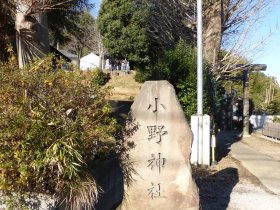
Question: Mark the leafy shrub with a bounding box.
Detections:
[92,69,111,86]
[134,69,151,83]
[267,91,280,115]
[144,40,218,120]
[273,116,280,123]
[0,56,122,209]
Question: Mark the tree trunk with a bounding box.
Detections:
[203,0,229,72]
[16,1,50,68]
[98,40,104,71]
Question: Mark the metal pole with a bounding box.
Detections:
[197,0,203,115]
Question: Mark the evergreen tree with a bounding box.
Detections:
[97,0,151,70]
[0,4,14,61]
[48,1,94,46]
[267,92,280,115]
[97,0,195,72]
[62,11,99,61]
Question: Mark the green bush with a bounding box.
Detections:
[0,57,121,209]
[273,116,280,123]
[92,70,111,86]
[267,92,280,115]
[134,67,152,83]
[145,40,218,120]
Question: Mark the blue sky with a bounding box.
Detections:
[90,0,280,83]
[90,0,101,17]
[251,2,280,83]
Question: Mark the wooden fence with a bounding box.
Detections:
[262,122,280,140]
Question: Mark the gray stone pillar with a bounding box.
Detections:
[121,81,199,210]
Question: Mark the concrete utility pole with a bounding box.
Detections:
[197,0,204,165]
[191,0,211,167]
[197,0,203,115]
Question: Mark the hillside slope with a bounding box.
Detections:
[106,71,142,101]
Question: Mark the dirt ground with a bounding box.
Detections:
[193,134,280,210]
[242,134,280,161]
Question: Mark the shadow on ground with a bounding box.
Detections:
[216,130,242,161]
[193,166,239,210]
[109,100,133,126]
[91,158,124,210]
[192,130,244,209]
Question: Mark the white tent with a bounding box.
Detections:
[80,53,100,70]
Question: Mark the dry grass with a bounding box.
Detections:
[105,71,142,101]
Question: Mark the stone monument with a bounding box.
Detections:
[121,81,199,210]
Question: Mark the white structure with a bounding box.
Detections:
[250,115,280,130]
[191,115,211,166]
[80,53,100,70]
[105,59,110,70]
[121,58,130,70]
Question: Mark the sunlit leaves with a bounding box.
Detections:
[0,56,118,208]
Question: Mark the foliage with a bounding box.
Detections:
[0,3,14,61]
[0,0,94,54]
[272,116,280,123]
[249,72,272,111]
[0,55,122,209]
[177,68,218,120]
[58,10,99,59]
[97,0,155,71]
[47,0,94,45]
[92,70,111,86]
[223,72,280,114]
[267,91,280,115]
[134,68,153,83]
[143,40,218,120]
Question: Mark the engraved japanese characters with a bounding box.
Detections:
[121,81,199,210]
